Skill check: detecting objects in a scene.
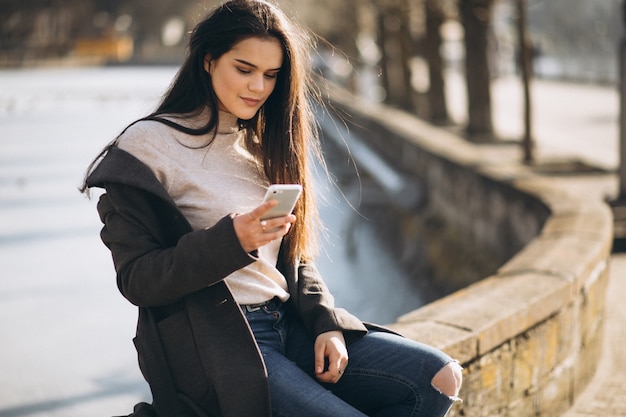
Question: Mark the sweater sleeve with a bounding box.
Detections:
[97,183,256,307]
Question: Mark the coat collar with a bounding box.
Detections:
[86,146,174,205]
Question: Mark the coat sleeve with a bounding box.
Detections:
[97,183,256,307]
[290,260,368,343]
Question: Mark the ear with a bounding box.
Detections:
[203,54,212,74]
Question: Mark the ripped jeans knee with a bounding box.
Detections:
[431,360,463,401]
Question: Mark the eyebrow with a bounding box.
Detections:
[235,58,281,72]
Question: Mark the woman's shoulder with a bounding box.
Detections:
[117,118,180,160]
[117,118,173,147]
[117,111,214,153]
[114,119,179,181]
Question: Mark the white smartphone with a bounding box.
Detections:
[259,184,302,221]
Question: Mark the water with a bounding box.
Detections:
[0,66,426,416]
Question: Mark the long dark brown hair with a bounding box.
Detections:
[81,0,322,262]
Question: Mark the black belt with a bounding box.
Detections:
[240,298,280,313]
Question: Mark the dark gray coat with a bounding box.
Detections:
[86,147,368,417]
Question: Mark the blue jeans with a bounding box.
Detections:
[242,300,458,417]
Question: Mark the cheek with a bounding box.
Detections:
[225,71,249,96]
[212,71,236,100]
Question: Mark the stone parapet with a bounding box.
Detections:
[325,89,613,416]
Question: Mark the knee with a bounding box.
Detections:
[431,361,463,398]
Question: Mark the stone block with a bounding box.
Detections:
[511,318,561,395]
[499,234,609,291]
[541,206,612,239]
[514,177,606,215]
[397,272,569,355]
[579,263,609,347]
[573,317,604,400]
[537,362,575,417]
[554,301,581,367]
[452,344,514,417]
[387,321,476,365]
[506,394,539,417]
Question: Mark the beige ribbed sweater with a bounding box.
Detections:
[117,110,289,305]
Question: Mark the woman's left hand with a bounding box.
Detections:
[314,330,348,384]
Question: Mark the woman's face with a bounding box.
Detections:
[205,36,283,120]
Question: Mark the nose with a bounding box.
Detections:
[248,74,265,93]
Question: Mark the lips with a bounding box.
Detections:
[241,97,261,106]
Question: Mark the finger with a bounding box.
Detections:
[314,343,326,376]
[260,215,296,235]
[248,200,278,221]
[326,351,345,382]
[316,367,342,384]
[316,372,334,383]
[329,356,343,378]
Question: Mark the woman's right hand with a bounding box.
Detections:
[233,200,296,253]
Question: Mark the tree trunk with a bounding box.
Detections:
[376,8,391,100]
[375,0,413,110]
[396,0,414,110]
[459,0,494,140]
[517,0,534,163]
[424,0,449,124]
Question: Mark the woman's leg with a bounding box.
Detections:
[263,343,368,417]
[286,322,461,417]
[243,302,367,417]
[331,331,462,417]
[245,301,461,417]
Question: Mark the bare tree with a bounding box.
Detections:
[459,0,494,141]
[424,0,449,124]
[516,0,533,163]
[373,0,414,110]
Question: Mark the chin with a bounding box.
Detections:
[235,110,260,121]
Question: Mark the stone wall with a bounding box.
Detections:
[325,90,613,417]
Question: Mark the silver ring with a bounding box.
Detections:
[261,220,267,232]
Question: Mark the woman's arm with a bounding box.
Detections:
[290,261,366,383]
[291,260,368,340]
[97,183,255,307]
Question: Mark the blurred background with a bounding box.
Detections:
[2,0,620,153]
[0,0,619,85]
[0,1,621,416]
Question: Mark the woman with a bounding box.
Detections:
[82,1,462,416]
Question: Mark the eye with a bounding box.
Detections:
[237,67,252,74]
[265,72,279,80]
